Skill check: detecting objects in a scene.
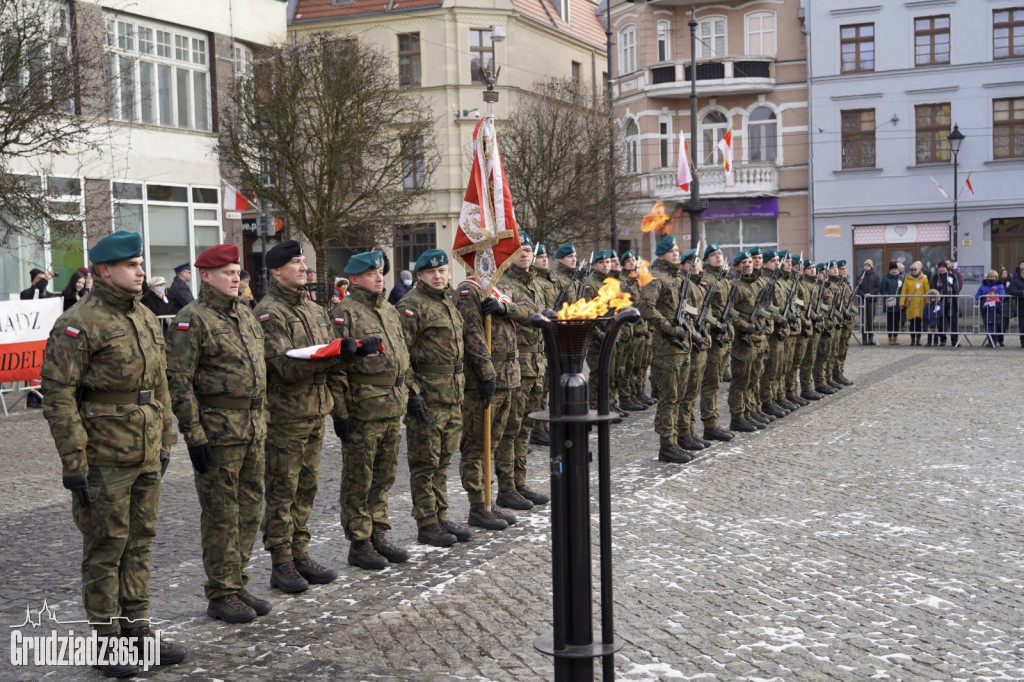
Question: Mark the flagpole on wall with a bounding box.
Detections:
[481,58,501,516]
[685,9,708,250]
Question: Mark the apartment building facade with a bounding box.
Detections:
[610,0,810,261]
[808,2,1024,279]
[1,0,286,300]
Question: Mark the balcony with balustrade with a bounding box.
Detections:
[615,56,774,100]
[638,164,778,200]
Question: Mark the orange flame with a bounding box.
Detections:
[641,201,672,234]
[635,259,653,287]
[557,278,633,320]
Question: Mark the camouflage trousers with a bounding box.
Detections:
[728,338,756,420]
[836,325,853,376]
[341,416,401,541]
[459,388,513,504]
[194,441,264,600]
[700,341,729,429]
[262,418,325,564]
[760,335,786,404]
[651,349,689,445]
[813,331,833,387]
[406,404,462,528]
[785,333,805,398]
[620,331,651,399]
[587,339,614,409]
[72,460,160,635]
[746,338,768,415]
[678,348,707,436]
[497,374,543,490]
[800,331,818,391]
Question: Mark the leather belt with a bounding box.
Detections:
[81,389,153,405]
[290,372,326,385]
[349,374,405,387]
[497,351,517,361]
[198,395,263,409]
[518,343,544,353]
[414,363,463,375]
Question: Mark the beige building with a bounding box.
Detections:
[610,0,809,261]
[289,0,606,279]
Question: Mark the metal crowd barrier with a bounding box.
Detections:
[853,293,1022,347]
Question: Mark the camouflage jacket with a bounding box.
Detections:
[399,283,465,407]
[797,274,817,336]
[581,271,609,301]
[767,269,790,340]
[640,261,692,354]
[498,264,547,378]
[331,283,412,421]
[703,265,733,344]
[41,279,175,476]
[779,271,803,336]
[165,282,267,447]
[688,270,713,352]
[254,277,348,424]
[819,278,838,333]
[553,262,581,308]
[531,266,559,310]
[730,273,766,342]
[454,278,520,390]
[617,269,648,338]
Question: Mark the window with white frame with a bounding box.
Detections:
[103,14,211,131]
[746,11,776,56]
[619,26,637,74]
[657,21,671,61]
[698,17,726,58]
[747,107,777,163]
[233,42,253,80]
[623,118,639,173]
[659,119,671,168]
[701,111,728,165]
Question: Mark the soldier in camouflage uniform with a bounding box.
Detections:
[331,251,413,569]
[799,263,827,401]
[616,251,652,411]
[758,249,791,420]
[744,247,774,427]
[528,243,558,446]
[41,231,185,677]
[832,261,855,386]
[812,261,840,396]
[166,244,270,624]
[677,249,712,452]
[582,250,624,413]
[496,234,550,508]
[454,268,523,528]
[782,253,812,408]
[727,251,764,433]
[639,235,695,463]
[552,243,582,308]
[256,240,365,592]
[398,249,474,548]
[699,244,735,442]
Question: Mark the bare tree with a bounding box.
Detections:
[218,33,439,289]
[0,0,103,248]
[500,78,637,250]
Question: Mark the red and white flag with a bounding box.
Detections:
[223,182,250,211]
[453,117,522,293]
[929,176,951,200]
[964,171,975,196]
[717,126,734,175]
[286,338,384,359]
[677,133,693,191]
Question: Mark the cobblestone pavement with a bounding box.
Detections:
[1,345,1023,681]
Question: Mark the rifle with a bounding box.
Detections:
[827,278,843,330]
[782,270,801,323]
[812,273,827,324]
[555,251,593,307]
[747,266,783,333]
[670,266,699,349]
[715,273,742,347]
[695,267,725,335]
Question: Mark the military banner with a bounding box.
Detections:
[0,299,62,382]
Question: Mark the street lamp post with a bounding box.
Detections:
[947,123,965,263]
[685,9,707,247]
[606,0,617,253]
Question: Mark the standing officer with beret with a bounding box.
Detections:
[256,240,365,592]
[677,248,711,452]
[399,249,474,547]
[528,243,558,447]
[331,251,413,569]
[553,243,581,306]
[582,250,624,413]
[616,250,651,412]
[168,262,194,313]
[699,243,735,442]
[727,250,764,433]
[41,231,185,678]
[165,243,270,624]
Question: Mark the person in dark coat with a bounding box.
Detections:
[932,261,961,347]
[168,262,194,312]
[976,271,1005,347]
[20,268,57,299]
[61,271,88,311]
[879,262,903,345]
[1004,260,1024,348]
[387,270,413,305]
[141,276,176,317]
[855,259,882,344]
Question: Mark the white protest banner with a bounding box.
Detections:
[0,299,63,383]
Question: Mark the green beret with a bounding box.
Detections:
[836,259,847,268]
[816,263,826,272]
[90,231,143,265]
[703,243,721,259]
[778,250,790,260]
[414,249,448,273]
[594,249,615,262]
[620,249,635,262]
[655,235,677,256]
[762,248,779,261]
[680,248,698,264]
[732,250,751,267]
[791,252,803,264]
[803,258,814,269]
[748,246,762,256]
[535,243,547,256]
[519,231,533,248]
[555,243,576,259]
[828,260,838,269]
[266,240,303,269]
[344,250,385,275]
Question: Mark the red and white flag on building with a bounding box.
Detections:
[677,133,693,191]
[929,176,951,200]
[717,126,734,175]
[453,117,522,292]
[964,171,975,196]
[223,182,251,211]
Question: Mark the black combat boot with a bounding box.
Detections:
[657,443,690,463]
[237,588,272,616]
[747,414,768,429]
[496,488,534,510]
[529,430,551,446]
[468,503,508,530]
[517,485,550,505]
[703,425,734,441]
[294,555,338,584]
[439,519,473,542]
[754,410,776,423]
[801,389,823,401]
[779,398,800,411]
[207,593,257,623]
[493,506,517,525]
[815,384,836,395]
[729,418,758,433]
[270,561,309,593]
[348,539,388,570]
[621,398,647,411]
[417,522,457,547]
[789,394,810,406]
[639,393,656,406]
[120,625,186,665]
[371,531,410,563]
[763,403,787,418]
[838,375,853,386]
[678,434,705,451]
[95,633,137,678]
[828,379,844,390]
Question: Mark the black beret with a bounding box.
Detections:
[266,240,303,269]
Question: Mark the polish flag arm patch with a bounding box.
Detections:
[333,317,345,325]
[64,326,80,338]
[177,321,190,331]
[259,313,270,323]
[403,309,415,317]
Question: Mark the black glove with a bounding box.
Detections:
[333,417,351,442]
[673,326,688,339]
[339,337,358,355]
[187,443,213,475]
[159,449,170,478]
[745,323,758,335]
[692,331,705,346]
[480,297,505,317]
[479,378,496,401]
[593,331,607,345]
[541,308,558,319]
[407,396,428,424]
[62,474,90,508]
[356,337,382,356]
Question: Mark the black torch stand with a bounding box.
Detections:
[529,307,640,681]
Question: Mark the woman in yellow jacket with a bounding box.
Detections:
[900,260,930,346]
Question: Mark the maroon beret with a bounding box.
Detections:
[194,244,240,269]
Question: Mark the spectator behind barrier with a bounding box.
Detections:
[976,270,1005,348]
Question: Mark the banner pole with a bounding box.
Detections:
[483,313,493,510]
